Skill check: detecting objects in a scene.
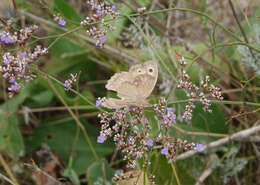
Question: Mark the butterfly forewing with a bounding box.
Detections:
[103,60,158,108]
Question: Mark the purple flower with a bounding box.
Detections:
[97,135,106,143]
[58,18,66,26]
[169,114,176,123]
[145,117,149,124]
[100,35,107,43]
[93,4,99,10]
[9,78,16,84]
[161,147,168,155]
[145,139,153,146]
[111,5,116,11]
[97,10,102,16]
[194,144,204,152]
[21,51,27,58]
[3,58,10,65]
[128,105,136,110]
[96,99,102,107]
[167,108,173,114]
[10,83,19,92]
[162,114,168,121]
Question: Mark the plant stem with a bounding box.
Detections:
[171,163,181,185]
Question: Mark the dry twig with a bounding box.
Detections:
[176,123,260,161]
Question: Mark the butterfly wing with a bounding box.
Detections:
[102,98,151,109]
[104,60,158,107]
[105,72,130,91]
[116,74,157,100]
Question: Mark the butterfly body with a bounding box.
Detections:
[103,60,158,109]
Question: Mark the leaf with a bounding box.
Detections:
[54,0,81,22]
[6,115,25,158]
[0,87,29,158]
[0,115,25,158]
[30,90,54,107]
[150,153,195,185]
[87,159,115,185]
[63,167,81,185]
[25,115,113,175]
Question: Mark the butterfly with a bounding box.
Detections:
[102,60,158,109]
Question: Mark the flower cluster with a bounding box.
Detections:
[54,14,66,26]
[97,107,153,168]
[64,73,77,90]
[175,54,224,120]
[97,97,203,169]
[0,47,48,97]
[158,137,196,162]
[80,0,120,47]
[0,20,47,97]
[0,23,38,45]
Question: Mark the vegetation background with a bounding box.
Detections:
[0,0,260,184]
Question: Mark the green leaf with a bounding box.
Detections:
[63,166,81,185]
[0,115,25,158]
[0,84,29,158]
[87,159,115,185]
[25,115,113,175]
[150,153,195,185]
[54,0,81,22]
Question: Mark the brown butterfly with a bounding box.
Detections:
[102,60,158,109]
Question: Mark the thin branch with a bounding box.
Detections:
[195,167,213,185]
[24,163,63,185]
[175,123,260,161]
[0,154,19,185]
[0,171,17,185]
[18,105,94,113]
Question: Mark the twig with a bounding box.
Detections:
[18,105,94,113]
[227,108,260,123]
[175,123,260,161]
[195,167,213,185]
[0,154,19,185]
[24,163,63,185]
[0,171,17,185]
